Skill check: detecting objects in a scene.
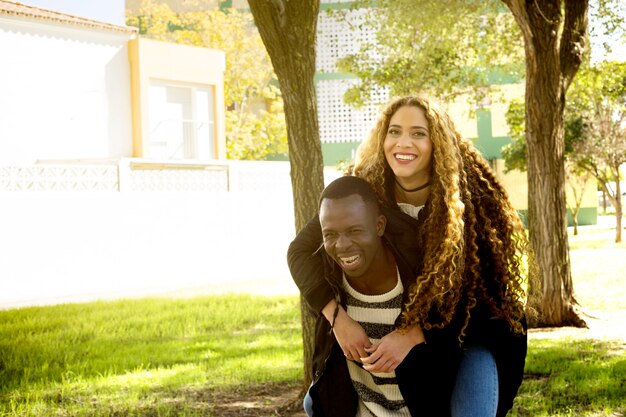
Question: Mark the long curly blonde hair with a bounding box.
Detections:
[354,96,533,338]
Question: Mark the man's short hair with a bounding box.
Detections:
[319,176,380,211]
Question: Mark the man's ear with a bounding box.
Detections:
[377,214,387,237]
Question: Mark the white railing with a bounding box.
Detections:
[0,159,301,193]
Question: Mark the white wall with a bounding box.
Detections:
[0,163,346,309]
[0,190,298,308]
[0,17,133,163]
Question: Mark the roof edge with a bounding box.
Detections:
[0,0,137,34]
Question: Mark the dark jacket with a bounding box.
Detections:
[288,206,527,417]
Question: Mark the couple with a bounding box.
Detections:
[288,96,532,417]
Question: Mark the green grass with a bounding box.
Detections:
[0,295,303,416]
[1,225,625,416]
[511,339,626,416]
[509,223,626,416]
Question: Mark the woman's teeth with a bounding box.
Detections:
[396,154,416,161]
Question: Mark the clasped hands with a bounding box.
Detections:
[332,306,425,373]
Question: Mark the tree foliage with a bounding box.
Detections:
[335,0,524,107]
[502,100,584,173]
[502,61,626,242]
[126,0,288,160]
[589,0,626,59]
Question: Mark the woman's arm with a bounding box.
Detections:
[287,215,334,313]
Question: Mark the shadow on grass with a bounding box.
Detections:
[512,338,626,416]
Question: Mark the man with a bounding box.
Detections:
[296,176,460,417]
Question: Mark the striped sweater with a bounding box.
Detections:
[342,271,410,417]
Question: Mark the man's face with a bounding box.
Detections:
[319,194,386,278]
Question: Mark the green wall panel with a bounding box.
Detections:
[322,141,360,166]
[517,207,598,228]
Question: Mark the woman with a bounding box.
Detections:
[288,96,534,417]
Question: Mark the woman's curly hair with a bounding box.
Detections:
[354,96,535,339]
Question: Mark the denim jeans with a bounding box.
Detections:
[303,385,314,417]
[450,344,499,417]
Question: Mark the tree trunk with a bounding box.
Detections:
[247,0,323,391]
[615,179,623,243]
[503,0,587,327]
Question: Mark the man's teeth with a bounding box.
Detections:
[340,255,359,265]
[396,154,416,161]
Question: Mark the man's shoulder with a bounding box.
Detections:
[381,206,420,234]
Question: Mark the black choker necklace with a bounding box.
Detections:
[396,179,431,193]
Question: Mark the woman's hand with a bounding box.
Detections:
[361,326,425,373]
[322,300,371,362]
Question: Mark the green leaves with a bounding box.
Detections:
[338,0,524,106]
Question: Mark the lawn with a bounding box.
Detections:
[0,296,304,416]
[0,223,624,416]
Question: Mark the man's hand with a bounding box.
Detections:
[360,326,425,373]
[322,300,371,362]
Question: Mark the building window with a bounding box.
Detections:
[148,82,215,160]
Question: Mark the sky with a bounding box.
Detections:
[21,0,126,26]
[16,0,626,62]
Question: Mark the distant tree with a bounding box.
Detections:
[567,61,626,242]
[501,98,527,172]
[566,162,593,236]
[127,1,288,160]
[246,0,323,389]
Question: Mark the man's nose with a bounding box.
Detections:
[336,233,351,250]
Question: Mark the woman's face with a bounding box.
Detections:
[383,105,434,187]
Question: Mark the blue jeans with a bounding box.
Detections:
[451,345,499,417]
[303,385,314,417]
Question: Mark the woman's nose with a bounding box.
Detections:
[396,133,412,147]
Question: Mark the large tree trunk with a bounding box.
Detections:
[247,0,323,390]
[503,0,587,327]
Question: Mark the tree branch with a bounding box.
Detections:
[560,0,589,90]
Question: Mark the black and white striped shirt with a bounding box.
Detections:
[342,270,410,417]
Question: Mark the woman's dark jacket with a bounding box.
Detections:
[288,206,527,417]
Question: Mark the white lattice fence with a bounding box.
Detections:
[317,8,374,73]
[0,165,118,191]
[317,79,389,143]
[0,160,297,193]
[316,6,389,144]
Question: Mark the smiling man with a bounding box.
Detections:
[298,175,460,417]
